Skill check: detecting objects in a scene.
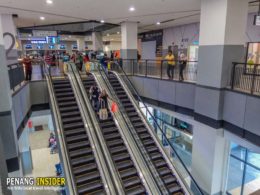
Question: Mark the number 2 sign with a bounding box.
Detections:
[3,32,17,60]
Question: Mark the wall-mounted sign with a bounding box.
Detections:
[31,40,47,44]
[60,45,66,50]
[33,30,57,37]
[254,15,260,26]
[49,45,55,49]
[36,45,44,50]
[72,45,78,50]
[25,44,32,49]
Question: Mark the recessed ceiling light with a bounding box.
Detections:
[46,0,53,4]
[40,16,45,20]
[100,20,105,23]
[129,6,135,12]
[156,22,161,25]
[117,32,120,34]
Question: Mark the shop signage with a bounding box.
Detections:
[31,40,47,44]
[32,30,57,37]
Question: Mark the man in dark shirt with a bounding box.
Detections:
[23,55,32,81]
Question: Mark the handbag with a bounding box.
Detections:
[111,102,118,113]
[99,100,108,120]
[85,62,90,73]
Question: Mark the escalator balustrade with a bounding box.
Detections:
[82,74,147,195]
[107,73,184,195]
[53,79,106,195]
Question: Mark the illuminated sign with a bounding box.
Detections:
[33,30,57,37]
[31,40,47,44]
[25,44,32,49]
[49,45,55,49]
[60,45,66,50]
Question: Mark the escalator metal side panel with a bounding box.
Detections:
[112,71,190,195]
[93,72,163,195]
[46,76,77,195]
[67,73,117,195]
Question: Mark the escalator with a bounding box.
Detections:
[82,74,147,195]
[107,72,184,195]
[52,78,107,195]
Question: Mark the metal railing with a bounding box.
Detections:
[110,62,204,195]
[231,62,260,95]
[110,59,198,82]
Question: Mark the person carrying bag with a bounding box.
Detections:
[99,99,108,120]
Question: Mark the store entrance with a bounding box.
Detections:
[246,42,260,64]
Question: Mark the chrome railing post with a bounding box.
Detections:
[251,64,257,94]
[231,62,237,90]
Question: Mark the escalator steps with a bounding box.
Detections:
[108,73,185,195]
[83,76,147,194]
[52,79,105,195]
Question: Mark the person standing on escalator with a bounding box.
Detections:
[89,83,100,112]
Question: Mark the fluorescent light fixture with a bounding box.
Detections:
[129,6,135,12]
[40,16,45,20]
[156,22,161,25]
[100,20,105,23]
[46,0,53,4]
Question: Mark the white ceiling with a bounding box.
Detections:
[0,0,258,32]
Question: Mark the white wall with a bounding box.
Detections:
[141,41,156,59]
[163,13,260,49]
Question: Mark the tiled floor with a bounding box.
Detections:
[25,129,60,195]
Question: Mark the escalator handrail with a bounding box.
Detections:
[112,63,204,195]
[96,64,171,195]
[44,65,77,195]
[68,62,124,195]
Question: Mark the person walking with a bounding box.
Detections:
[44,51,52,67]
[179,53,187,81]
[23,55,32,81]
[165,50,175,79]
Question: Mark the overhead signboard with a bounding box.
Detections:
[254,15,260,26]
[33,30,57,37]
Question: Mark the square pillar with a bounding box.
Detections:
[195,0,248,122]
[92,32,103,51]
[121,21,138,59]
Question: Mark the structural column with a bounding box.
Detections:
[77,36,85,52]
[121,21,138,59]
[191,1,248,194]
[92,32,103,51]
[194,0,248,122]
[0,14,20,195]
[191,123,229,195]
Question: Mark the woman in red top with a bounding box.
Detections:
[23,55,32,81]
